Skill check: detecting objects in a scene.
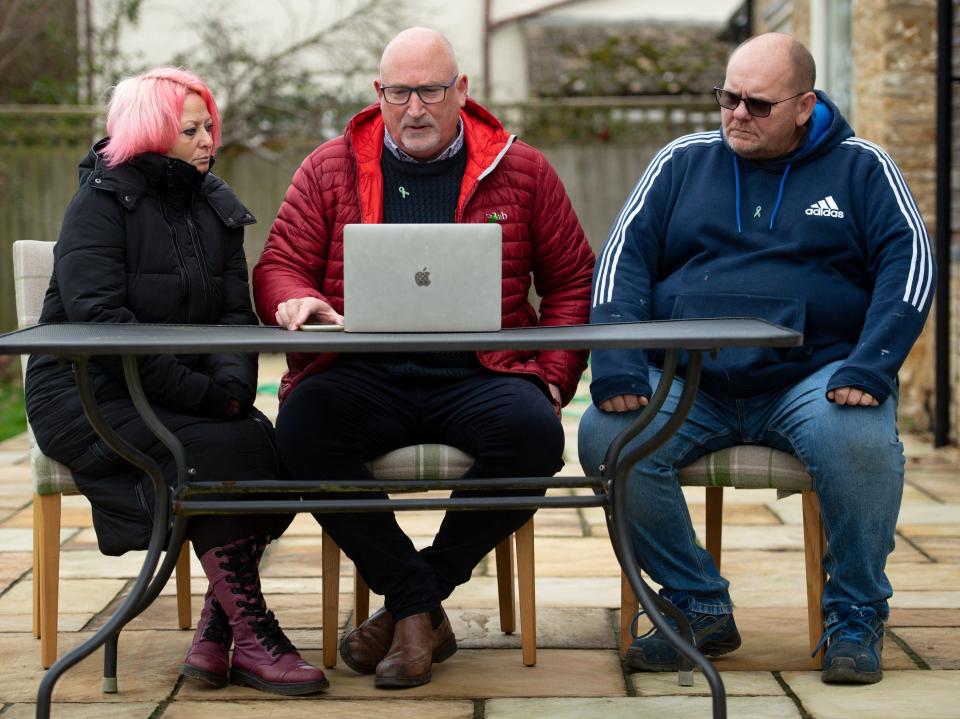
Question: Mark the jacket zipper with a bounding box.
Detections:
[133,478,151,517]
[456,134,517,221]
[159,199,191,306]
[184,195,210,309]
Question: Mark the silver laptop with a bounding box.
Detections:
[343,223,502,332]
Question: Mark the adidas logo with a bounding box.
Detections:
[805,195,845,218]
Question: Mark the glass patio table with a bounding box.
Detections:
[0,318,802,719]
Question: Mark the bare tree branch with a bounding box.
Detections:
[0,0,53,75]
[168,0,405,154]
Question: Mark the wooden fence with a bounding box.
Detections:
[0,98,719,331]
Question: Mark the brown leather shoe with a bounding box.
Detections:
[339,607,395,675]
[374,609,457,688]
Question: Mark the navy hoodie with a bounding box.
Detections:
[590,91,934,405]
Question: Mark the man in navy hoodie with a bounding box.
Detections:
[579,33,934,684]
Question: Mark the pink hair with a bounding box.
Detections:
[101,66,222,168]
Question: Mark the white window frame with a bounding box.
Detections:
[810,0,854,121]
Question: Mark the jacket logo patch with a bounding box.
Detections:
[486,210,508,223]
[805,195,845,218]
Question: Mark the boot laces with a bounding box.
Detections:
[216,542,262,595]
[201,598,231,647]
[249,609,296,657]
[812,605,883,657]
[216,540,294,657]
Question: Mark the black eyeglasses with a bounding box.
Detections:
[380,75,459,105]
[713,86,808,118]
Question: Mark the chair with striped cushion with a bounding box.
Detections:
[319,443,538,667]
[619,445,826,668]
[13,240,193,668]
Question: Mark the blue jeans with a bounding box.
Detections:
[578,360,903,619]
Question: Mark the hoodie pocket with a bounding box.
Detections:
[670,293,810,381]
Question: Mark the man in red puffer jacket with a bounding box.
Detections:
[253,26,594,689]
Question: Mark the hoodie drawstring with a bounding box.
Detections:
[731,155,793,232]
[769,163,792,230]
[733,154,742,233]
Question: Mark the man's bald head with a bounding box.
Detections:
[380,27,459,82]
[730,32,816,93]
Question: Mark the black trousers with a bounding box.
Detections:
[275,361,565,620]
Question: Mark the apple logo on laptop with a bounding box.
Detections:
[415,267,431,286]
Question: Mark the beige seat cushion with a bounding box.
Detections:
[679,445,812,493]
[367,444,474,481]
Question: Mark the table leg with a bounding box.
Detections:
[36,355,186,718]
[101,516,190,693]
[602,349,727,719]
[103,634,118,694]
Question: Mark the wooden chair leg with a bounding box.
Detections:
[354,572,369,626]
[32,496,41,639]
[175,541,192,629]
[802,490,827,669]
[321,530,341,668]
[38,493,61,669]
[620,572,638,656]
[515,518,536,666]
[704,486,724,572]
[495,533,516,633]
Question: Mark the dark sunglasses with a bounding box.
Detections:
[713,86,808,118]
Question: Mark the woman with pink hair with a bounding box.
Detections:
[24,67,328,696]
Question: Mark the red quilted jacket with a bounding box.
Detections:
[253,99,595,404]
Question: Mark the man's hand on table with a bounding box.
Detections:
[827,387,879,407]
[275,297,344,330]
[599,394,649,412]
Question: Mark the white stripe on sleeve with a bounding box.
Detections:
[842,138,933,311]
[594,131,722,307]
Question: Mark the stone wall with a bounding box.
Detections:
[754,0,939,434]
[856,1,938,432]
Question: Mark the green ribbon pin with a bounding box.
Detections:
[399,186,410,199]
[753,205,762,219]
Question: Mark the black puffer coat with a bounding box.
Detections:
[25,139,277,555]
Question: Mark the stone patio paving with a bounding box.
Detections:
[1,354,958,718]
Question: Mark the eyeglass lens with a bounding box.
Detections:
[715,89,774,117]
[382,85,448,104]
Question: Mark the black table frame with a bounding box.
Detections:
[0,319,803,719]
